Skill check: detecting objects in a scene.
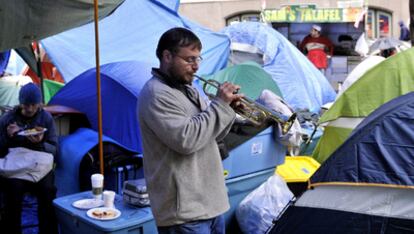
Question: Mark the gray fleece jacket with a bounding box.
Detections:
[137,70,235,226]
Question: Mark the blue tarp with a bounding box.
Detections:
[311,92,414,187]
[4,50,26,75]
[156,0,180,12]
[0,50,10,75]
[49,61,150,153]
[221,22,336,113]
[42,0,230,82]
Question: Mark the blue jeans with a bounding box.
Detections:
[157,215,225,234]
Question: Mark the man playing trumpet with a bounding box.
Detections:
[137,27,243,234]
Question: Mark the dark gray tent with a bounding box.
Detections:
[0,0,124,76]
[0,0,124,52]
[270,92,414,233]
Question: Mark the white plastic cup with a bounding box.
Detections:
[103,190,116,208]
[91,174,104,199]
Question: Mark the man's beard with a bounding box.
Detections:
[168,66,193,85]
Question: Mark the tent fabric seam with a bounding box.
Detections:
[309,182,414,189]
[294,202,414,221]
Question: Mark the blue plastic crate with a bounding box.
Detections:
[54,191,157,234]
[222,127,286,179]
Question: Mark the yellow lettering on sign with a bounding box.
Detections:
[263,11,270,21]
[304,9,313,21]
[277,8,287,21]
[264,9,290,22]
[324,9,330,21]
[316,9,324,21]
[270,10,277,21]
[264,10,276,21]
[311,9,317,20]
[265,7,355,22]
[298,8,306,21]
[329,10,336,21]
[288,9,296,21]
[334,9,341,21]
[263,11,273,22]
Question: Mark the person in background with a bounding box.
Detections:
[379,47,397,58]
[0,83,58,234]
[137,27,243,233]
[300,24,334,74]
[398,20,410,41]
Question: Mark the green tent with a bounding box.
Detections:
[312,47,414,163]
[0,78,64,107]
[201,62,282,100]
[42,79,64,104]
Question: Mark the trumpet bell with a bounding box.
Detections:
[234,101,296,134]
[195,75,296,134]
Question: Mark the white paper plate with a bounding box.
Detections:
[72,199,104,210]
[87,207,121,221]
[18,128,47,136]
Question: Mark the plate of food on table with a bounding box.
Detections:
[87,207,121,221]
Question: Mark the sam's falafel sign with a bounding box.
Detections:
[263,5,363,23]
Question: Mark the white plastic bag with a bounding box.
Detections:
[355,33,369,57]
[236,174,294,234]
[257,89,303,149]
[0,147,53,182]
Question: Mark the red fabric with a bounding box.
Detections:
[307,49,328,69]
[299,35,334,69]
[23,43,65,84]
[299,35,334,55]
[24,62,65,85]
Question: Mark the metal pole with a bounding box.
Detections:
[410,0,414,46]
[34,41,45,104]
[93,0,105,175]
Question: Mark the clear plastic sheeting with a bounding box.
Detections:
[236,174,294,234]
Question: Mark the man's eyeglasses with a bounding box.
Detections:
[174,54,203,65]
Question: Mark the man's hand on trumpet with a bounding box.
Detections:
[216,82,244,108]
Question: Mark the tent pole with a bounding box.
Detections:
[34,42,44,104]
[410,0,414,46]
[93,0,104,175]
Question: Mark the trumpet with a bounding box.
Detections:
[195,75,297,134]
